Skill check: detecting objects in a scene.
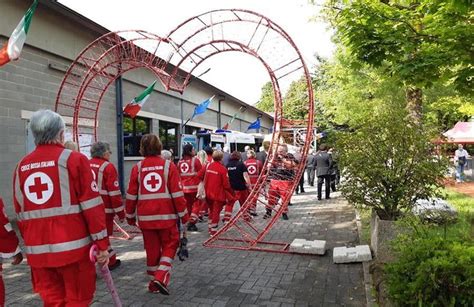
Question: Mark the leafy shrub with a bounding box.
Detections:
[385,236,474,306]
[336,107,448,220]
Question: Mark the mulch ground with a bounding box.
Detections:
[444,179,474,198]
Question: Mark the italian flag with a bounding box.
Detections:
[0,0,38,67]
[123,81,157,118]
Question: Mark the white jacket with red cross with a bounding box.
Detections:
[177,156,202,194]
[0,198,20,260]
[13,144,108,268]
[89,157,124,219]
[244,158,263,186]
[125,156,188,229]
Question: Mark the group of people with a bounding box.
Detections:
[0,109,336,305]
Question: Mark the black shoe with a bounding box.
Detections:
[282,213,289,220]
[187,223,198,232]
[108,259,121,271]
[317,197,322,201]
[263,209,272,219]
[288,202,293,206]
[301,190,305,193]
[326,197,331,200]
[153,280,170,295]
[250,212,258,217]
[198,216,204,222]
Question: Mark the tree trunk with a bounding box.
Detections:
[406,87,422,123]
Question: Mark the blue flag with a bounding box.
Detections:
[247,117,261,131]
[192,95,214,119]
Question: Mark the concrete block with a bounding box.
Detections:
[333,245,372,263]
[289,238,326,255]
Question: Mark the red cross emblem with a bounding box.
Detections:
[180,162,190,174]
[248,165,257,175]
[143,172,162,192]
[24,172,54,205]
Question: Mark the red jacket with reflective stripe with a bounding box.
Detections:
[177,156,202,194]
[125,156,188,229]
[13,144,108,268]
[202,161,233,202]
[90,158,124,218]
[0,198,20,259]
[244,158,263,185]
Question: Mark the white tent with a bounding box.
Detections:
[443,121,474,144]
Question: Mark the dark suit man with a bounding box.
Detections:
[315,144,332,200]
[306,150,316,186]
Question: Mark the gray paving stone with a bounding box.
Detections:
[3,186,365,306]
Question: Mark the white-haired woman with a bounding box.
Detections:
[13,109,109,305]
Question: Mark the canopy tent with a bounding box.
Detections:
[442,121,474,144]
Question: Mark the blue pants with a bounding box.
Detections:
[456,163,465,181]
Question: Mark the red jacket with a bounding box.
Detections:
[125,156,188,229]
[177,156,202,194]
[13,144,108,268]
[0,198,20,260]
[244,158,263,186]
[90,157,124,218]
[202,161,233,202]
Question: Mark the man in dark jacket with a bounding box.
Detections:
[306,150,316,186]
[256,141,270,165]
[315,144,332,200]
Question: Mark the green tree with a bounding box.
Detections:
[255,82,274,112]
[321,0,473,121]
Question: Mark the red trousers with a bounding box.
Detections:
[142,227,179,286]
[199,199,208,218]
[207,200,225,235]
[31,256,96,307]
[266,180,291,214]
[184,193,200,224]
[105,214,117,267]
[0,265,4,307]
[248,184,257,214]
[223,190,249,222]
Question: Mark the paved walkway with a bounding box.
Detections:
[4,186,366,306]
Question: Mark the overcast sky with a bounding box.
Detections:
[59,0,335,104]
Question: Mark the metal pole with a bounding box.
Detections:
[179,98,184,158]
[115,76,125,194]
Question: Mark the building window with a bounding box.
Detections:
[159,121,179,158]
[184,125,199,135]
[123,116,151,157]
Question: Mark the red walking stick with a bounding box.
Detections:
[89,245,122,307]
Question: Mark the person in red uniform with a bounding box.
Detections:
[177,144,202,232]
[12,110,109,306]
[0,198,23,307]
[264,144,298,220]
[125,134,188,295]
[244,150,263,216]
[225,151,251,222]
[198,146,214,220]
[201,151,234,235]
[90,141,124,270]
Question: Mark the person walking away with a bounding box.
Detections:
[201,151,234,235]
[454,144,469,183]
[177,144,202,232]
[89,141,124,270]
[306,149,316,186]
[222,146,231,166]
[225,151,252,222]
[199,146,214,219]
[315,144,333,200]
[244,150,263,216]
[256,141,270,165]
[13,110,109,306]
[265,144,297,220]
[125,134,188,295]
[0,197,23,306]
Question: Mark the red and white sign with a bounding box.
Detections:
[248,165,257,175]
[24,172,53,205]
[143,172,162,192]
[180,163,190,174]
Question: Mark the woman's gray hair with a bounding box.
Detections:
[29,110,65,145]
[90,142,110,158]
[161,150,172,161]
